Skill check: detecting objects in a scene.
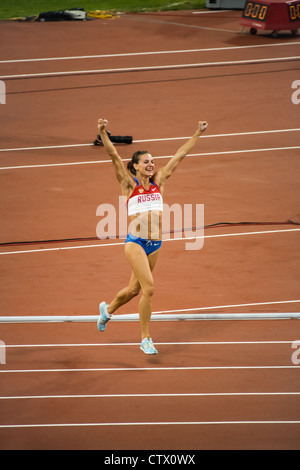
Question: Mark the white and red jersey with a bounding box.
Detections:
[127,178,163,216]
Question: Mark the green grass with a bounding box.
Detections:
[0,1,207,20]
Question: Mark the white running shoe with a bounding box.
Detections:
[140,337,158,355]
[97,302,111,332]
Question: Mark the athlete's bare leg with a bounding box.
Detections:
[108,243,160,339]
[107,272,140,315]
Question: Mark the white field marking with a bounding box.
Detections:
[1,42,299,64]
[0,421,300,428]
[123,14,246,34]
[163,228,300,242]
[1,392,299,400]
[0,143,90,152]
[1,146,300,171]
[0,128,299,153]
[0,366,299,374]
[1,56,299,80]
[4,340,297,348]
[151,300,300,315]
[193,10,233,14]
[0,228,299,256]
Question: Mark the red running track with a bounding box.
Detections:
[0,9,299,450]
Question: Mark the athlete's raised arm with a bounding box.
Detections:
[154,121,207,190]
[97,118,134,193]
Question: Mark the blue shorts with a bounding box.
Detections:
[125,233,162,256]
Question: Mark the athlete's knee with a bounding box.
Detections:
[142,283,154,298]
[128,285,140,298]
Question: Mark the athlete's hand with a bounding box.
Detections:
[198,121,208,134]
[98,118,108,133]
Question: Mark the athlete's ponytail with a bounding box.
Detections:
[127,151,149,175]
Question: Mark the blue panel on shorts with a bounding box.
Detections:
[125,233,162,256]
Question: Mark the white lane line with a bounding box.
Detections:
[0,421,299,429]
[164,228,300,242]
[152,299,300,315]
[1,228,299,256]
[4,340,297,348]
[1,128,299,153]
[1,392,299,400]
[1,56,299,80]
[123,14,243,34]
[193,10,233,14]
[0,143,91,152]
[1,146,300,171]
[0,366,298,374]
[1,42,299,64]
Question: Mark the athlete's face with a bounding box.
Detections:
[135,153,155,177]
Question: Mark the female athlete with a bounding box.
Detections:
[97,118,208,354]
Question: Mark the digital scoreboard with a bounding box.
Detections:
[287,1,300,20]
[240,0,300,36]
[242,2,270,21]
